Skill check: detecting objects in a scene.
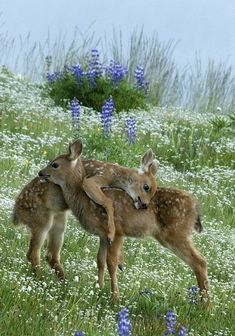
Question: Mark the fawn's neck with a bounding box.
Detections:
[61,169,100,235]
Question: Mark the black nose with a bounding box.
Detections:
[38,171,44,177]
[138,197,148,209]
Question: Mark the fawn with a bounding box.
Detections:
[34,140,210,304]
[81,148,158,244]
[13,146,157,278]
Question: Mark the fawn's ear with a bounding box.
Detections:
[68,139,83,160]
[149,159,158,176]
[140,149,154,172]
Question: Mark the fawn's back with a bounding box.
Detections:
[13,177,68,228]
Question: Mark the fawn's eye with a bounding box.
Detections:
[143,184,150,192]
[51,162,59,169]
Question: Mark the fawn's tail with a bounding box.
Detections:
[11,205,21,226]
[194,215,203,233]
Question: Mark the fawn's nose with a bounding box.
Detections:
[138,197,148,209]
[38,170,44,177]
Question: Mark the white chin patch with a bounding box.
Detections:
[134,201,140,209]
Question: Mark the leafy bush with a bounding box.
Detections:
[47,49,148,112]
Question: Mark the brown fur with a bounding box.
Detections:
[12,140,210,304]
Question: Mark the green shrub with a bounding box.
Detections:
[47,49,148,112]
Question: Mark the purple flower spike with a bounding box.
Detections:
[125,117,137,144]
[70,97,81,127]
[100,97,114,135]
[74,332,84,336]
[178,326,187,336]
[46,71,61,84]
[188,285,199,304]
[117,308,131,336]
[71,64,84,83]
[106,60,128,87]
[134,65,149,91]
[89,48,103,77]
[165,309,177,335]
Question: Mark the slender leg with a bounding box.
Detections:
[106,236,124,301]
[97,238,107,289]
[158,236,210,305]
[46,212,67,279]
[27,214,53,275]
[82,176,115,244]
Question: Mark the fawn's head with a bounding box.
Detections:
[127,149,158,209]
[38,140,84,187]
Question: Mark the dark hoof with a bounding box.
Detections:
[118,264,124,272]
[107,237,113,246]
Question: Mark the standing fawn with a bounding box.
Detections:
[35,140,210,304]
[13,147,157,278]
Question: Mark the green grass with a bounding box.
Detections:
[0,68,235,335]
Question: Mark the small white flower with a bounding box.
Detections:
[74,275,80,282]
[84,247,90,253]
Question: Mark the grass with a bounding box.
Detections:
[0,67,235,336]
[1,23,235,114]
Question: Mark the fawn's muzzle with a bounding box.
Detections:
[134,197,148,210]
[38,170,50,181]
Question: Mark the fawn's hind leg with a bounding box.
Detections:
[46,212,68,279]
[162,236,210,305]
[27,214,53,275]
[97,237,125,290]
[83,176,115,244]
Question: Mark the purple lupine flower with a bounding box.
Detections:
[86,67,97,88]
[106,60,128,87]
[89,48,103,77]
[71,64,84,83]
[46,71,62,84]
[70,97,81,127]
[165,309,177,335]
[125,117,137,144]
[100,97,114,135]
[74,332,84,336]
[178,326,187,336]
[117,308,131,336]
[188,285,199,304]
[134,65,149,91]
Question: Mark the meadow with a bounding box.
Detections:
[0,54,235,336]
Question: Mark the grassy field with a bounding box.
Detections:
[0,67,235,336]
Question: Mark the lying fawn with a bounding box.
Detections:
[82,149,158,244]
[35,140,210,304]
[12,147,157,278]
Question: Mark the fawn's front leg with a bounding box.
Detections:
[97,237,125,290]
[82,175,115,245]
[46,212,68,280]
[97,238,107,289]
[106,235,124,302]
